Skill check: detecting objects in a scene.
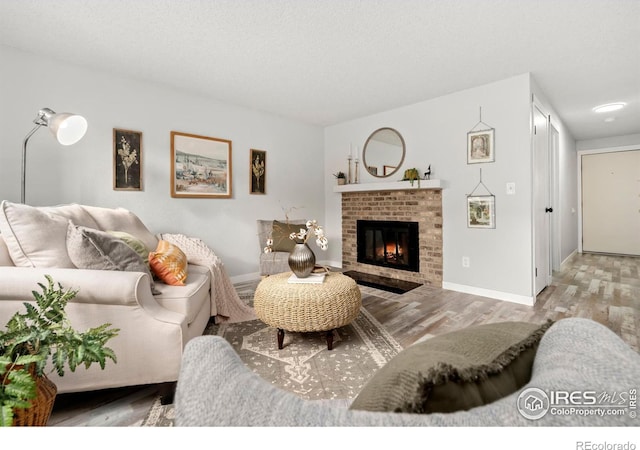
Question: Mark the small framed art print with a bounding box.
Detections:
[113,128,142,191]
[250,149,266,195]
[467,195,495,229]
[467,129,495,164]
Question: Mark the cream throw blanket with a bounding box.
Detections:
[160,233,256,324]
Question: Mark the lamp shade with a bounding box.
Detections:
[47,112,88,145]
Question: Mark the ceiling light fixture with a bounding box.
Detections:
[593,103,626,113]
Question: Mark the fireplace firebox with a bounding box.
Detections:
[357,220,419,272]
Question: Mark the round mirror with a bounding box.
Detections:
[362,127,405,178]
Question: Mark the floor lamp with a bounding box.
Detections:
[21,107,88,204]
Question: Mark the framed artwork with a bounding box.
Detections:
[170,131,232,198]
[467,129,495,164]
[367,166,378,176]
[250,149,266,195]
[467,195,495,229]
[113,128,142,191]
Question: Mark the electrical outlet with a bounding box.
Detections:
[506,182,516,195]
[462,256,470,268]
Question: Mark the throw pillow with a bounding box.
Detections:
[148,240,188,286]
[271,220,307,252]
[82,205,158,252]
[108,230,150,265]
[0,200,76,268]
[66,222,160,295]
[349,320,554,414]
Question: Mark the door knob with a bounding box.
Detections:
[545,207,553,213]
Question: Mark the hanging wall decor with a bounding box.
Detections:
[467,168,495,229]
[250,148,266,195]
[170,131,232,198]
[467,107,495,164]
[113,128,142,191]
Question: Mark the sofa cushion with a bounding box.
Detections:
[66,222,160,294]
[271,220,306,252]
[349,320,553,414]
[153,264,210,324]
[82,205,158,251]
[108,230,150,265]
[149,240,188,286]
[0,200,75,268]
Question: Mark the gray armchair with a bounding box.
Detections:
[174,318,640,426]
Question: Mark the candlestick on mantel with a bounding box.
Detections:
[354,159,359,184]
[347,156,353,184]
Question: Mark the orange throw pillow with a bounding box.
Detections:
[148,240,188,286]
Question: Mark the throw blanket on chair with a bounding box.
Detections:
[160,233,257,324]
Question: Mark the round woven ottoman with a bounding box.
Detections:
[254,271,362,350]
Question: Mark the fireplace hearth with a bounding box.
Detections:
[357,220,419,273]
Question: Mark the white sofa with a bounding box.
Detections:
[0,201,216,398]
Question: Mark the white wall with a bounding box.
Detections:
[0,45,325,279]
[325,74,535,302]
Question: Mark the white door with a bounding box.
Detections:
[582,150,640,256]
[533,104,551,295]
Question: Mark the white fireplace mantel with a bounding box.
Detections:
[333,179,443,193]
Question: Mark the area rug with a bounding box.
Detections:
[141,292,402,426]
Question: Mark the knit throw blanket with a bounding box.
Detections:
[160,233,257,324]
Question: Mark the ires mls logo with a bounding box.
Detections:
[517,387,638,421]
[517,387,550,420]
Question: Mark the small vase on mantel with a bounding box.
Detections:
[288,243,316,278]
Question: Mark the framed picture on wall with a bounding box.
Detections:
[170,131,232,198]
[467,128,495,164]
[113,128,142,191]
[467,195,495,228]
[250,149,266,195]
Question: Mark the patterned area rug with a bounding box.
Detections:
[141,294,402,426]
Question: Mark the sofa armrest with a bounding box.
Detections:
[0,266,183,324]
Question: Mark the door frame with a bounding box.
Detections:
[577,144,640,254]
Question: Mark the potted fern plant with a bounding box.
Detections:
[0,275,119,426]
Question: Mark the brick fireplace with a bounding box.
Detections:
[340,187,443,287]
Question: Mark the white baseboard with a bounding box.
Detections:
[561,250,578,269]
[230,271,261,284]
[442,282,534,306]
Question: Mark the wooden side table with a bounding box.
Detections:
[253,272,362,350]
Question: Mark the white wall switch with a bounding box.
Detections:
[506,182,516,195]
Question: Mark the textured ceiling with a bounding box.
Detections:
[1,0,639,141]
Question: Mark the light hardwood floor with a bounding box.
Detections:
[47,252,640,426]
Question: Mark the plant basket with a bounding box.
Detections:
[11,371,57,426]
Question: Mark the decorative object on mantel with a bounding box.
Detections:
[21,107,88,204]
[467,168,495,229]
[265,220,328,278]
[402,168,421,187]
[333,171,346,185]
[423,165,432,180]
[354,155,360,184]
[467,107,495,164]
[347,143,358,184]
